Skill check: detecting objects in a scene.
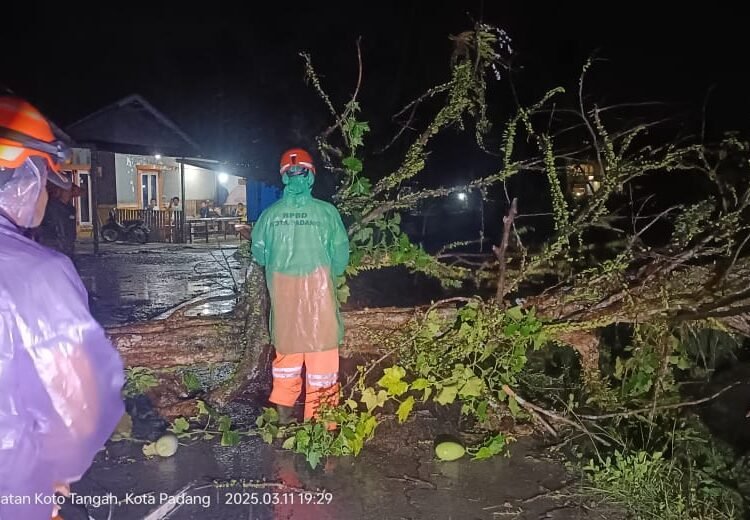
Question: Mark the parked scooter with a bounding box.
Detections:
[101,209,150,244]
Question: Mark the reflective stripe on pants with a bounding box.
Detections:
[268,348,339,421]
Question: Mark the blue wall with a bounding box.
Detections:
[246,180,282,221]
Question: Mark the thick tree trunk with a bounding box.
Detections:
[107,259,750,418]
[108,306,442,368]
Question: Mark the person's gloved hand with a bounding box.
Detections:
[52,482,70,518]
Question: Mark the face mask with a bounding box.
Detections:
[0,157,46,228]
[283,170,314,195]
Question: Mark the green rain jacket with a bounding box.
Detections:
[251,172,349,354]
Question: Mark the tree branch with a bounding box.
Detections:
[577,381,743,421]
[494,198,518,303]
[501,385,612,446]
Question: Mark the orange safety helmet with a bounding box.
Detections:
[0,96,71,188]
[279,148,315,176]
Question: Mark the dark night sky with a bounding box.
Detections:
[4,2,748,176]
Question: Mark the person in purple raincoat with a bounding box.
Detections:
[0,96,124,520]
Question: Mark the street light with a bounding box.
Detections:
[154,153,162,160]
[218,172,229,184]
[457,191,467,201]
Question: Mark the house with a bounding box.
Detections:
[565,160,602,199]
[63,94,280,241]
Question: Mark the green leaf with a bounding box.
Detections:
[195,400,212,418]
[342,156,363,174]
[506,306,524,321]
[345,399,358,410]
[182,371,202,392]
[476,400,488,421]
[260,430,273,444]
[435,385,458,405]
[344,120,370,150]
[364,415,378,437]
[281,436,297,450]
[472,446,494,460]
[352,227,373,245]
[351,435,364,456]
[508,396,521,417]
[307,450,322,469]
[336,282,351,305]
[295,429,310,451]
[377,390,389,407]
[471,433,508,460]
[218,415,232,433]
[171,417,190,434]
[221,430,240,447]
[503,323,520,336]
[256,407,279,427]
[480,341,496,361]
[533,331,549,350]
[422,387,433,402]
[361,387,379,412]
[614,357,625,380]
[397,396,415,424]
[203,433,215,441]
[411,378,431,391]
[350,176,372,196]
[377,366,409,396]
[356,414,378,440]
[459,377,484,398]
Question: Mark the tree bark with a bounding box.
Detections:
[108,305,443,368]
[108,258,750,417]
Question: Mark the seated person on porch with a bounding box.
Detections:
[199,200,209,218]
[148,198,158,210]
[168,196,181,212]
[236,202,247,222]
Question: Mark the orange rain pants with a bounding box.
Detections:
[268,348,340,421]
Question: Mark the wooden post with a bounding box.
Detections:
[90,147,100,254]
[180,160,186,243]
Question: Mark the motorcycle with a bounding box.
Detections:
[101,209,150,244]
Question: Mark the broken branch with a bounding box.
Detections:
[494,198,518,303]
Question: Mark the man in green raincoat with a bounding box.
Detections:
[251,148,349,425]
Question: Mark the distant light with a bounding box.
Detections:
[218,172,229,184]
[587,175,595,181]
[154,154,162,160]
[457,192,467,201]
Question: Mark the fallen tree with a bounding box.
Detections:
[107,23,750,518]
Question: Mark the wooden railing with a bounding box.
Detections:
[114,209,185,243]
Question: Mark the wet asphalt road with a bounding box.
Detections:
[66,436,607,520]
[76,244,243,326]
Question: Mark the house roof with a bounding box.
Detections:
[177,157,280,186]
[66,94,200,157]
